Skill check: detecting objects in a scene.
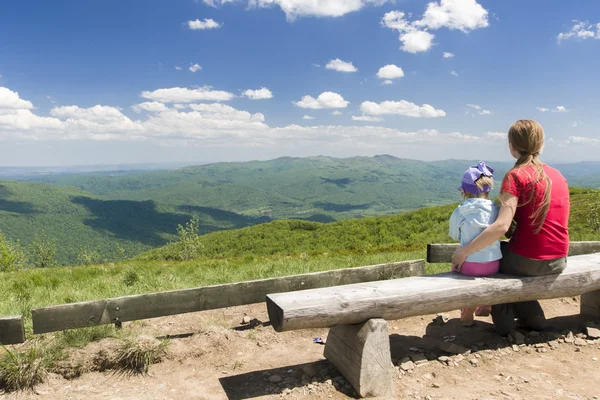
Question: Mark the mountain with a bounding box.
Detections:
[0,181,264,265]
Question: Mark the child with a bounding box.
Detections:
[449,161,502,326]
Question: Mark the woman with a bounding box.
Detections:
[451,120,570,337]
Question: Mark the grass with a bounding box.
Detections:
[111,336,168,375]
[0,346,50,393]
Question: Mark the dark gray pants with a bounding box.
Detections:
[491,242,567,336]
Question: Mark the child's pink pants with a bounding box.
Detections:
[453,260,500,277]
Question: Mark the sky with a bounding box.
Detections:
[0,0,599,166]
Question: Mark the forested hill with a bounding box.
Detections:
[20,156,600,222]
[0,180,264,265]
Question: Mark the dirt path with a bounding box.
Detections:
[4,298,600,400]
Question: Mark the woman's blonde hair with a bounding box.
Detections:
[506,120,551,233]
[462,176,494,199]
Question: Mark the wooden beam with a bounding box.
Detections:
[266,253,600,332]
[0,315,25,345]
[32,259,424,334]
[581,290,600,321]
[427,241,600,263]
[323,319,394,398]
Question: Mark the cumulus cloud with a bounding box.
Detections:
[484,132,506,140]
[248,0,392,21]
[554,105,567,113]
[325,59,358,72]
[377,64,404,80]
[175,66,182,70]
[243,87,273,100]
[443,52,455,58]
[295,92,349,109]
[382,1,489,53]
[0,87,34,109]
[360,100,446,117]
[332,111,343,116]
[567,136,600,145]
[536,107,550,112]
[189,63,202,72]
[467,104,492,115]
[303,115,315,120]
[187,18,222,30]
[450,70,459,76]
[352,115,384,122]
[382,80,394,85]
[140,86,235,103]
[131,102,169,113]
[557,20,600,41]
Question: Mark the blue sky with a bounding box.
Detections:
[0,0,599,166]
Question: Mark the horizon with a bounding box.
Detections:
[1,0,600,165]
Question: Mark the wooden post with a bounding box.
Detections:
[581,290,600,321]
[324,319,394,399]
[0,315,26,345]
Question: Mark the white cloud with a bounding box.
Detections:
[311,63,321,67]
[203,0,236,7]
[325,59,358,72]
[131,102,169,113]
[332,111,343,116]
[554,105,567,113]
[140,86,235,103]
[0,87,34,109]
[484,132,506,141]
[450,70,459,76]
[352,115,384,122]
[295,92,349,109]
[415,0,489,32]
[467,104,492,115]
[377,64,404,80]
[303,115,315,120]
[557,20,600,41]
[382,1,488,53]
[567,136,600,145]
[187,18,222,30]
[189,63,202,73]
[243,87,273,100]
[443,52,455,58]
[536,106,550,112]
[360,100,446,117]
[175,66,182,70]
[382,80,394,85]
[248,0,392,21]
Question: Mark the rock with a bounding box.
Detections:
[575,347,582,353]
[434,314,450,325]
[534,343,546,348]
[269,374,282,383]
[574,338,587,346]
[454,354,465,363]
[439,342,470,355]
[576,333,587,339]
[586,326,600,339]
[536,347,548,353]
[432,382,441,388]
[302,364,317,378]
[283,388,293,395]
[548,340,559,347]
[512,345,520,352]
[421,373,434,381]
[437,356,450,363]
[400,360,415,371]
[520,376,530,383]
[592,357,598,361]
[564,332,575,344]
[242,315,252,324]
[469,358,479,366]
[410,353,428,365]
[510,331,526,345]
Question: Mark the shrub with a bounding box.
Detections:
[112,336,168,375]
[77,246,102,266]
[175,217,202,261]
[28,233,58,269]
[0,232,27,272]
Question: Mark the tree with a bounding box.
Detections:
[29,232,58,268]
[0,232,27,272]
[175,217,202,261]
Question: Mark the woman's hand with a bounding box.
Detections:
[452,247,468,271]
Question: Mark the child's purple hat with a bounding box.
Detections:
[458,161,494,194]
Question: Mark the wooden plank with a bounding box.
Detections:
[0,315,25,345]
[266,253,600,332]
[427,241,600,263]
[323,319,393,398]
[32,259,425,334]
[581,290,600,321]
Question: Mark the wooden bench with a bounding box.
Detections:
[266,251,600,398]
[0,315,25,345]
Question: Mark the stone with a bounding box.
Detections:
[400,360,415,371]
[534,343,546,348]
[269,375,282,383]
[548,340,559,347]
[302,364,317,378]
[469,358,479,366]
[574,338,588,346]
[536,348,548,353]
[564,332,575,344]
[576,333,587,339]
[432,383,441,389]
[454,354,465,363]
[434,314,450,325]
[242,315,252,324]
[437,356,450,363]
[512,345,520,352]
[511,331,526,345]
[586,326,600,339]
[439,342,470,355]
[421,373,434,381]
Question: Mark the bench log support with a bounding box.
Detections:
[0,315,26,345]
[324,319,393,399]
[581,290,600,321]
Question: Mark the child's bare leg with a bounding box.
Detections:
[461,308,476,326]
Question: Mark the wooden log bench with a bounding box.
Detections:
[265,252,600,398]
[0,315,26,345]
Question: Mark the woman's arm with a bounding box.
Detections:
[451,193,518,267]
